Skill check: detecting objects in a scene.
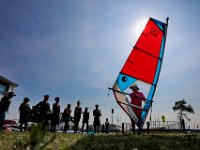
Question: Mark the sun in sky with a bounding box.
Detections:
[133,18,148,39]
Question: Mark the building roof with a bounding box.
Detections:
[0,75,18,87]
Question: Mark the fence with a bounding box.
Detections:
[149,121,180,129]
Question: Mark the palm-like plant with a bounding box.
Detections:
[172,99,194,127]
[15,122,56,150]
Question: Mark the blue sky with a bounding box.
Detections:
[1,0,200,128]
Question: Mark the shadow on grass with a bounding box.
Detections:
[68,133,200,150]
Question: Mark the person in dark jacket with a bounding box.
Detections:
[19,97,31,132]
[0,92,16,131]
[93,104,101,133]
[35,95,51,129]
[51,97,60,132]
[82,107,89,133]
[74,100,82,133]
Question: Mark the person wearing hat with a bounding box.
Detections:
[19,97,31,132]
[129,84,146,134]
[93,104,101,133]
[0,91,16,131]
[74,100,82,132]
[51,97,60,132]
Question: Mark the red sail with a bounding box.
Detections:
[121,19,164,84]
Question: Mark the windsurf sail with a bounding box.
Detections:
[109,17,169,129]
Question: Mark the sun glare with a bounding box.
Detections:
[133,18,147,39]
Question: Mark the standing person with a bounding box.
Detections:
[36,95,51,129]
[146,121,150,134]
[82,107,89,133]
[62,104,72,133]
[74,100,82,133]
[181,119,186,133]
[93,104,101,133]
[19,97,31,132]
[129,84,146,134]
[131,118,135,134]
[51,97,60,132]
[105,118,110,134]
[0,92,16,131]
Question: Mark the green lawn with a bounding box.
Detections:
[0,131,200,150]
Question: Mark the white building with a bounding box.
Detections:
[0,75,18,99]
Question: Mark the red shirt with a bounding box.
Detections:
[130,91,146,118]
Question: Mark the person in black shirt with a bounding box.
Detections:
[0,92,16,131]
[82,107,89,133]
[36,95,51,129]
[93,104,101,133]
[19,97,31,132]
[74,100,82,133]
[51,97,60,132]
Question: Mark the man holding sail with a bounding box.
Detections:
[130,84,146,118]
[129,84,146,134]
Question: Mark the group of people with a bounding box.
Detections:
[0,83,146,133]
[0,93,107,133]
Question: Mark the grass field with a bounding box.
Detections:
[0,131,200,150]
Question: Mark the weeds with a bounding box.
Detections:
[15,123,56,150]
[1,131,200,150]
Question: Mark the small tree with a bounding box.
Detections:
[161,115,166,126]
[15,122,56,150]
[172,99,194,128]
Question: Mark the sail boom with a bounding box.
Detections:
[108,87,152,102]
[118,101,143,109]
